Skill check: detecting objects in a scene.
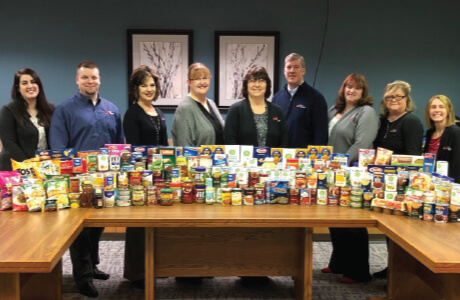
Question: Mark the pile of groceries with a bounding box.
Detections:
[0,144,458,223]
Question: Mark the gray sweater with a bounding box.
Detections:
[172,95,224,146]
[328,105,379,166]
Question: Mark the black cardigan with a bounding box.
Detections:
[224,99,288,147]
[123,103,168,146]
[0,101,51,171]
[424,125,460,183]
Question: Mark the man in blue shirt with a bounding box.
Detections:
[49,60,124,298]
[272,53,328,148]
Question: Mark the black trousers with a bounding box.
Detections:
[70,227,104,286]
[123,227,145,281]
[328,227,371,282]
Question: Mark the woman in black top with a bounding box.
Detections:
[123,65,168,146]
[424,95,460,183]
[224,67,287,147]
[374,80,423,155]
[123,65,168,289]
[0,69,54,171]
[372,81,423,279]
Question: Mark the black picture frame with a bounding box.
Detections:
[127,29,193,109]
[214,31,280,108]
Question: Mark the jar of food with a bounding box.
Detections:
[205,187,215,204]
[80,181,93,208]
[69,177,80,193]
[194,184,206,204]
[170,182,182,204]
[248,171,260,187]
[146,186,157,205]
[132,186,145,206]
[159,188,173,206]
[194,166,206,185]
[154,179,166,200]
[182,180,194,204]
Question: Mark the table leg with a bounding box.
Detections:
[387,240,460,300]
[0,273,20,300]
[293,228,313,300]
[145,227,155,300]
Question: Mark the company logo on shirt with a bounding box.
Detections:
[443,146,452,151]
[272,117,280,122]
[296,104,306,108]
[390,129,397,133]
[105,111,114,115]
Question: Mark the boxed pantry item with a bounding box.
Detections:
[390,155,424,167]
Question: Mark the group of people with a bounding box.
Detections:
[0,53,459,297]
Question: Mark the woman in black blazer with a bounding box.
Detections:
[224,66,287,147]
[123,65,168,289]
[0,68,54,171]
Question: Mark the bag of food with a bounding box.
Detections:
[0,171,21,210]
[23,181,46,212]
[269,180,290,204]
[11,159,37,178]
[12,184,27,211]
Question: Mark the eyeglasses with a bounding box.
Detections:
[385,95,406,102]
[190,77,209,82]
[248,78,267,84]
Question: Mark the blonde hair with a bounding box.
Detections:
[379,80,416,117]
[424,95,456,129]
[187,62,211,80]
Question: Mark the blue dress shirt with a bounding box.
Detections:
[49,92,125,152]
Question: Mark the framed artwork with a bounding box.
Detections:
[127,29,193,108]
[215,31,280,108]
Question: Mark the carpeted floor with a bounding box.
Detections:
[62,240,388,299]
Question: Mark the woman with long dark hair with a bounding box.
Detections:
[0,68,54,170]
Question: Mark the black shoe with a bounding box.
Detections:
[240,276,270,287]
[93,266,110,280]
[131,279,145,290]
[77,281,98,298]
[373,268,387,279]
[175,277,203,284]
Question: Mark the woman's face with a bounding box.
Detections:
[247,78,267,99]
[137,76,156,103]
[188,70,210,98]
[385,88,407,116]
[344,83,363,106]
[18,74,39,102]
[429,98,448,125]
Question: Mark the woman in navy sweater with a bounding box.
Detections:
[224,67,287,147]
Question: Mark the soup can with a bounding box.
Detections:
[434,203,449,223]
[423,202,436,221]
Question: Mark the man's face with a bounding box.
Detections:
[76,67,100,99]
[284,59,305,88]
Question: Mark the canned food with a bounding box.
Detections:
[300,189,311,205]
[159,188,173,206]
[317,188,328,205]
[434,203,448,223]
[141,170,153,187]
[221,188,232,205]
[131,186,145,206]
[104,190,115,207]
[423,202,436,221]
[231,188,242,205]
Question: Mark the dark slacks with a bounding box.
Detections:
[124,227,145,281]
[328,227,371,282]
[70,227,104,286]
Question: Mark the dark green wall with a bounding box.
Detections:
[1,0,459,133]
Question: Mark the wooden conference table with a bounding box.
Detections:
[0,205,459,300]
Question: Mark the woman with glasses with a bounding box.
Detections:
[371,81,423,280]
[424,95,460,183]
[374,81,423,156]
[224,66,287,147]
[172,62,224,146]
[323,74,378,284]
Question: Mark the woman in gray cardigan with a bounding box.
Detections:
[322,74,378,283]
[172,63,224,146]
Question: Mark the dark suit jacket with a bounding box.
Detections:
[0,101,52,170]
[224,99,288,147]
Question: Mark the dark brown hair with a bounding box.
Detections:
[241,66,272,99]
[334,74,373,114]
[11,68,54,127]
[77,60,98,73]
[129,65,161,103]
